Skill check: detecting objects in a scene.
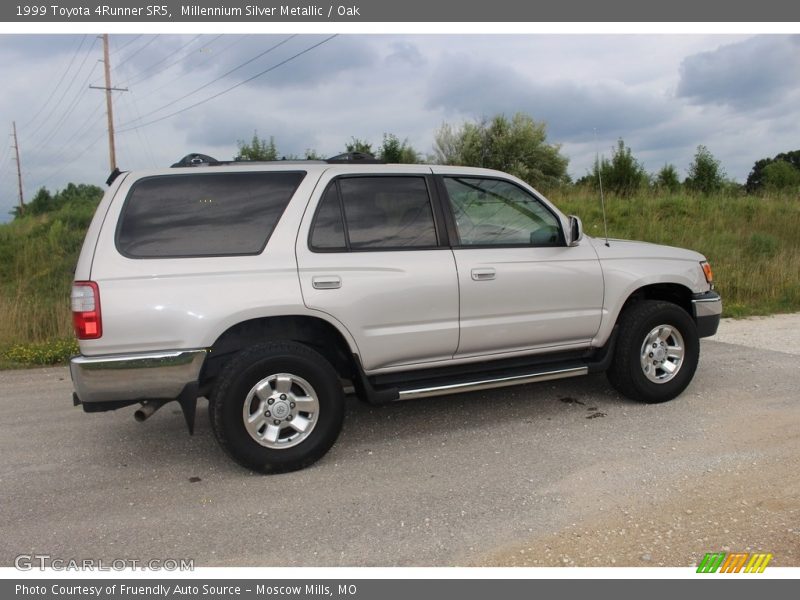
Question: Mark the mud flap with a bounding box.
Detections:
[177,383,200,435]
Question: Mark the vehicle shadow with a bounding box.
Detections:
[91,372,629,474]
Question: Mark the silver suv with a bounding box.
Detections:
[70,155,721,473]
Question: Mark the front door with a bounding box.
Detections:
[438,174,604,358]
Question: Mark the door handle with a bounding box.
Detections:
[312,276,342,290]
[471,268,496,281]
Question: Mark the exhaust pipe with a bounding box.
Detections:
[134,400,169,423]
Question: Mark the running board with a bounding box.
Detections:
[395,366,588,401]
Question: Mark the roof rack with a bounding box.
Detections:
[170,151,386,168]
[325,152,384,164]
[170,153,221,167]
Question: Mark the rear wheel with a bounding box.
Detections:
[211,342,345,473]
[607,300,699,403]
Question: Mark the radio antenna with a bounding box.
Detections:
[594,129,610,247]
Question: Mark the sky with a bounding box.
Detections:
[1,33,799,221]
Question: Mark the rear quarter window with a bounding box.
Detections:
[116,171,305,258]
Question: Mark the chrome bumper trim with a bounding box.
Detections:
[70,349,207,404]
[692,291,722,319]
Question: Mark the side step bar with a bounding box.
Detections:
[396,366,588,401]
[351,332,618,406]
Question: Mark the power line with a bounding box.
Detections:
[21,35,88,129]
[33,120,106,189]
[28,33,125,185]
[111,34,143,55]
[89,34,206,89]
[29,103,105,181]
[0,130,11,169]
[30,98,105,171]
[119,91,158,168]
[24,36,99,141]
[119,34,297,129]
[26,61,100,161]
[117,34,338,134]
[143,34,249,97]
[123,34,207,87]
[114,35,160,71]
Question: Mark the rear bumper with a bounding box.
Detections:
[692,291,722,338]
[70,349,207,409]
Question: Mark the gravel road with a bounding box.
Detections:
[1,315,798,568]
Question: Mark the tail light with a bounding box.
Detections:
[71,281,102,339]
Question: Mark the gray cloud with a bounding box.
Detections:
[4,34,800,223]
[425,55,673,143]
[385,41,426,68]
[0,34,77,59]
[176,106,318,159]
[190,35,375,90]
[677,35,800,110]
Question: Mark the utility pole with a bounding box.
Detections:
[11,121,24,214]
[90,34,127,172]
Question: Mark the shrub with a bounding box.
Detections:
[3,339,78,366]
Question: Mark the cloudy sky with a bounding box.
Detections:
[1,33,799,220]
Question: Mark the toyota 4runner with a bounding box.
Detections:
[70,154,721,473]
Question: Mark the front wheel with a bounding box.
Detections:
[607,300,699,403]
[210,342,345,473]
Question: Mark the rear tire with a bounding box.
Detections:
[211,341,345,473]
[607,300,699,404]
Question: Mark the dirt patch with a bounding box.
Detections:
[475,403,800,567]
[712,313,800,355]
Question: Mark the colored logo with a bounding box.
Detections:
[696,552,773,573]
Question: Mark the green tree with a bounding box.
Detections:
[761,160,800,191]
[591,138,648,196]
[236,133,278,161]
[304,149,324,160]
[433,113,569,190]
[378,133,420,164]
[344,137,374,156]
[746,150,800,192]
[655,163,681,193]
[685,145,725,195]
[22,188,55,216]
[12,183,103,219]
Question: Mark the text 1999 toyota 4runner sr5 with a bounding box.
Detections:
[70,153,721,473]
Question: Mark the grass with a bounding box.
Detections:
[0,187,798,368]
[0,197,97,367]
[551,189,800,318]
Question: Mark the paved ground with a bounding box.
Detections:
[1,316,798,567]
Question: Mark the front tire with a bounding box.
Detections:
[211,342,345,473]
[607,300,699,403]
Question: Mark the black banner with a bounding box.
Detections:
[5,579,799,600]
[2,0,799,22]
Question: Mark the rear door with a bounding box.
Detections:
[296,167,459,371]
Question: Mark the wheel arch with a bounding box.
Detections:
[200,315,359,391]
[618,282,694,320]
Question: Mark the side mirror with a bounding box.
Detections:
[567,215,583,247]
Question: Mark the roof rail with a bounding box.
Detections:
[170,151,386,168]
[326,152,384,164]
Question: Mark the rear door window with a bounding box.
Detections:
[309,176,438,251]
[117,171,305,258]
